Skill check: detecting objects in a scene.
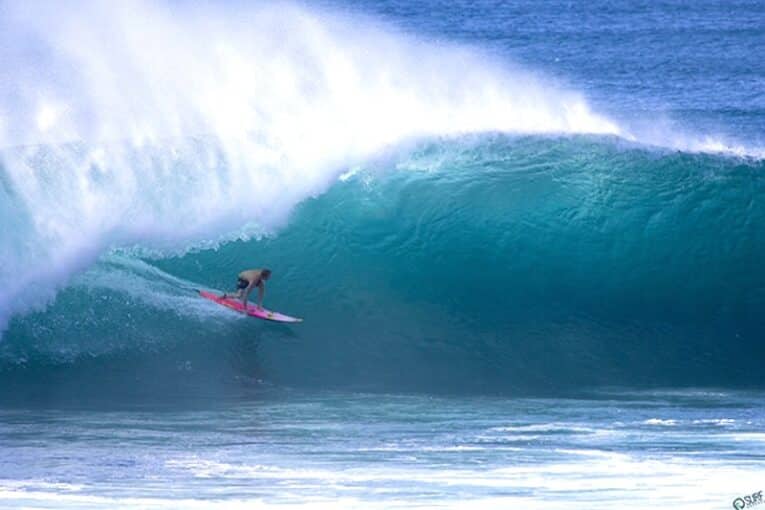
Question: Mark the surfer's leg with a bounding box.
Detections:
[224,277,250,298]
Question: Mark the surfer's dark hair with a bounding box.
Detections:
[262,268,272,278]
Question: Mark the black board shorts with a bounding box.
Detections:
[237,277,249,289]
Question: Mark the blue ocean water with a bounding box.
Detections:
[0,0,764,507]
[1,389,764,509]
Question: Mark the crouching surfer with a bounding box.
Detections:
[222,269,271,310]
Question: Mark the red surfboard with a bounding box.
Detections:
[199,290,302,323]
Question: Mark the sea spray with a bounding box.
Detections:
[0,0,619,329]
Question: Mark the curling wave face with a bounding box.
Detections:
[2,136,764,393]
[3,0,762,332]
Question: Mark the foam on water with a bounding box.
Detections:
[1,390,763,509]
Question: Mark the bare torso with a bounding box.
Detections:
[238,269,264,284]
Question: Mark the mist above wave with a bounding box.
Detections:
[0,0,623,330]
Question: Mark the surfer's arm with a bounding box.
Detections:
[257,281,265,310]
[241,281,257,307]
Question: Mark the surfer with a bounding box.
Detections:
[222,269,271,310]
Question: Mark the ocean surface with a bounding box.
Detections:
[1,0,764,508]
